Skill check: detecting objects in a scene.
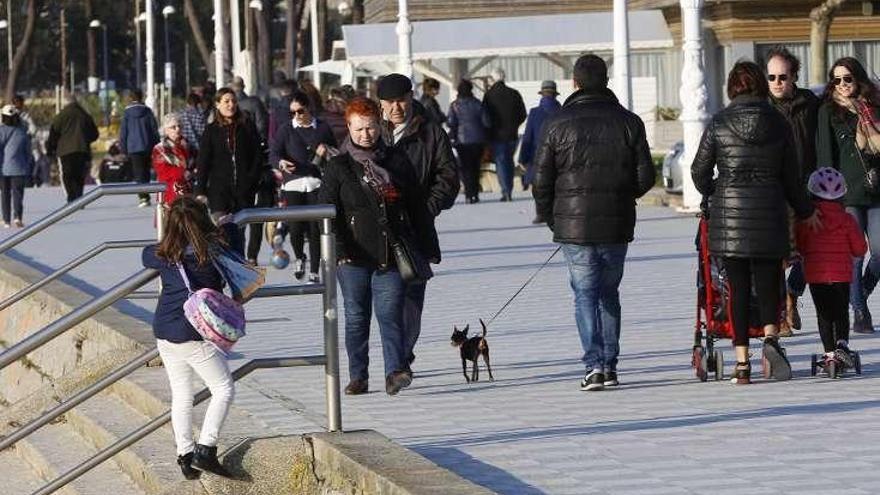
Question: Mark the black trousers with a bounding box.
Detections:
[129,151,152,201]
[0,176,25,223]
[809,282,851,352]
[723,257,782,346]
[456,143,483,200]
[59,152,91,202]
[246,181,277,261]
[283,189,320,274]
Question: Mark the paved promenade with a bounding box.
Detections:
[5,186,880,494]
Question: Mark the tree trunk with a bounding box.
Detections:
[809,0,849,86]
[184,0,214,79]
[285,0,297,77]
[254,3,271,87]
[5,0,38,101]
[60,5,67,92]
[85,0,96,79]
[352,0,364,24]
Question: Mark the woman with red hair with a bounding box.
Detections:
[320,97,419,396]
[691,61,820,385]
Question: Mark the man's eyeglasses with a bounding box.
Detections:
[767,74,789,83]
[832,75,855,86]
[290,108,308,116]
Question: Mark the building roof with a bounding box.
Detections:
[342,10,673,64]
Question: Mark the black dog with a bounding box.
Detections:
[451,319,494,383]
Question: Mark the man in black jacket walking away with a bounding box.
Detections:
[377,74,460,382]
[483,68,526,201]
[766,46,820,336]
[47,92,99,203]
[533,55,655,392]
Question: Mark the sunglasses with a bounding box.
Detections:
[767,74,789,83]
[290,108,309,116]
[832,75,855,85]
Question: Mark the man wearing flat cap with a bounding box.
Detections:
[377,73,459,381]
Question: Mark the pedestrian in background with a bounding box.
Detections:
[420,77,446,127]
[120,89,160,207]
[817,56,880,334]
[378,73,459,380]
[11,95,36,139]
[447,79,487,204]
[180,93,207,156]
[519,80,561,221]
[533,54,655,392]
[0,105,33,228]
[268,79,298,143]
[483,67,526,201]
[765,46,820,336]
[152,113,193,205]
[322,85,356,144]
[230,76,269,144]
[46,92,99,202]
[692,61,819,385]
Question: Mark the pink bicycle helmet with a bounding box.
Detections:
[808,167,847,200]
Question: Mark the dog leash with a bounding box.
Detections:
[484,245,562,327]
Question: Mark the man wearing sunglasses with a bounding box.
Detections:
[766,46,820,337]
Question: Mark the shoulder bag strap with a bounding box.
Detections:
[176,263,194,294]
[846,116,873,174]
[351,160,401,245]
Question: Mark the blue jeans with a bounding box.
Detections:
[846,206,880,312]
[561,243,628,371]
[402,280,427,368]
[492,140,518,197]
[337,264,407,380]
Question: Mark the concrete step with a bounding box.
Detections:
[65,392,182,495]
[0,445,45,494]
[14,419,146,495]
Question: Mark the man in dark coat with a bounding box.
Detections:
[766,46,820,336]
[483,68,526,201]
[119,89,160,207]
[377,73,460,380]
[519,80,562,222]
[46,93,99,202]
[230,76,269,144]
[533,55,655,392]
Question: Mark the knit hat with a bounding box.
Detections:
[808,167,847,200]
[376,74,413,100]
[1,105,18,117]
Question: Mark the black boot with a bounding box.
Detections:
[863,271,879,300]
[854,308,876,334]
[192,443,233,478]
[177,452,201,480]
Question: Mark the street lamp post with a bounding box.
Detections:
[89,19,110,127]
[0,20,9,77]
[613,0,633,111]
[145,0,156,111]
[162,5,175,93]
[678,0,709,210]
[396,0,413,79]
[135,12,146,89]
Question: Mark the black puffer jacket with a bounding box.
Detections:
[691,96,814,259]
[195,115,264,214]
[769,87,820,183]
[532,88,655,245]
[319,151,416,268]
[383,101,459,263]
[483,81,527,142]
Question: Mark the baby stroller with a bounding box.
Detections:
[692,213,785,381]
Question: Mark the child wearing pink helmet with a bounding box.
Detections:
[796,167,867,372]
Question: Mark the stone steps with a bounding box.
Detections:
[0,445,45,494]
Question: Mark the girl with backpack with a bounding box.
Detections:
[141,197,236,479]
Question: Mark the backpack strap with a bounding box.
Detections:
[176,263,194,294]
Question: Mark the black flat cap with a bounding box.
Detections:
[377,73,413,100]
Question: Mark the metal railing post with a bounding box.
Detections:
[321,217,342,432]
[0,183,166,255]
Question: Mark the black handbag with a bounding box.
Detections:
[848,119,880,196]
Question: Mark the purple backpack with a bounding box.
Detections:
[177,264,246,353]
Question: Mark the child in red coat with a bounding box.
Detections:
[796,167,867,363]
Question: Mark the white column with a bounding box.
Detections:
[613,0,632,110]
[310,0,321,88]
[145,0,156,110]
[679,0,709,210]
[396,0,413,78]
[230,0,242,76]
[214,0,226,85]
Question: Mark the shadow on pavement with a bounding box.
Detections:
[413,446,547,495]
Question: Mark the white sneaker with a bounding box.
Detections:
[138,198,151,208]
[293,258,305,280]
[308,272,320,283]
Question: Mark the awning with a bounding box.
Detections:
[341,10,673,65]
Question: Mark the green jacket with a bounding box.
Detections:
[816,101,880,207]
[46,103,99,158]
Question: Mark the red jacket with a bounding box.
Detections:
[796,200,867,284]
[151,138,192,204]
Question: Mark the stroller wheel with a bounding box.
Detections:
[714,350,724,381]
[810,354,818,376]
[693,346,708,382]
[855,352,862,375]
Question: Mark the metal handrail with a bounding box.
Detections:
[0,205,339,495]
[31,356,327,495]
[0,239,154,312]
[0,183,166,255]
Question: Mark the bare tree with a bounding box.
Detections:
[184,0,214,78]
[810,0,850,85]
[285,0,297,77]
[84,0,96,81]
[5,0,39,101]
[254,3,271,86]
[352,0,364,24]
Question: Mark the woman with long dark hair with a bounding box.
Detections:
[817,57,880,334]
[692,61,819,385]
